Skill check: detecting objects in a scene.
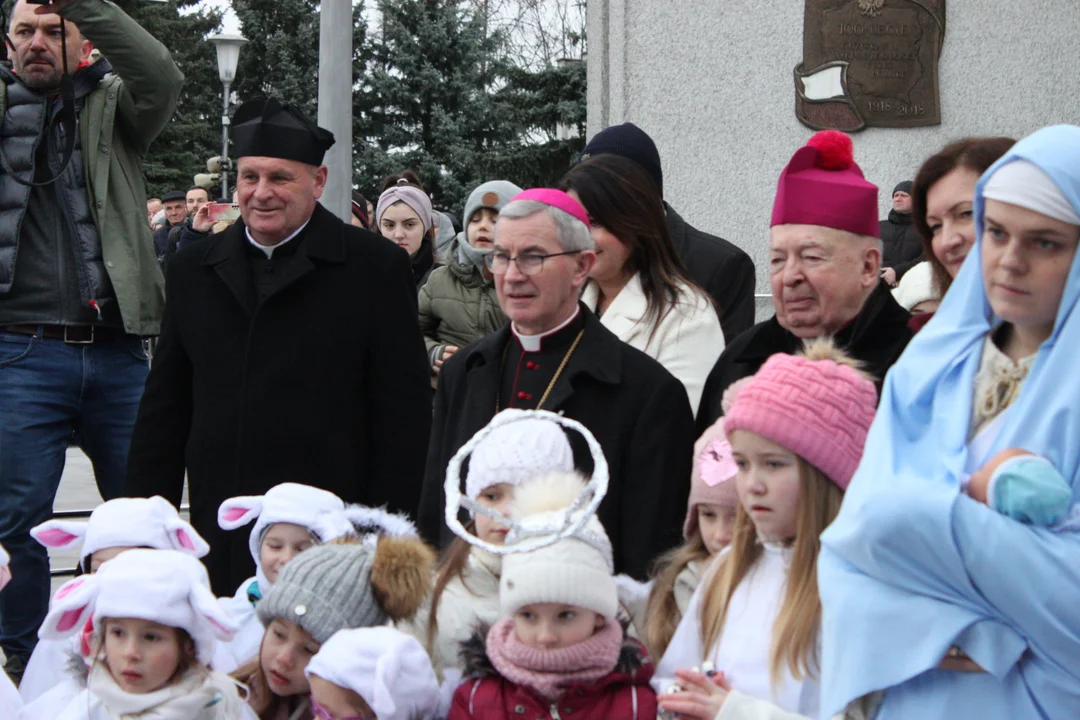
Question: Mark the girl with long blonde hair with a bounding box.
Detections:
[654,341,877,720]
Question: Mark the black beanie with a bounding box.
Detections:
[892,181,914,195]
[578,123,664,197]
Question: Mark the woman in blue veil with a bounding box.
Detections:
[817,124,1080,719]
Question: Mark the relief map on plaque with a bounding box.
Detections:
[795,0,945,132]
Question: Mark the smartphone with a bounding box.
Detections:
[205,202,241,223]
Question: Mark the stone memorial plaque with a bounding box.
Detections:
[794,0,945,132]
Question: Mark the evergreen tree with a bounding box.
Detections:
[111,0,224,198]
[230,0,321,120]
[356,0,514,211]
[488,57,585,189]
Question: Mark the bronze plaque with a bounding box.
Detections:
[794,0,946,132]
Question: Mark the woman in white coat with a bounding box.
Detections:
[561,155,725,413]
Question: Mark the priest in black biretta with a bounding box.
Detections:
[126,96,433,595]
[230,97,336,167]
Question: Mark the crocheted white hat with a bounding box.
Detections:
[498,471,617,618]
[31,496,209,568]
[40,549,236,665]
[463,409,575,501]
[305,627,440,720]
[445,410,608,555]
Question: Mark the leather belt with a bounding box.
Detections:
[0,324,131,344]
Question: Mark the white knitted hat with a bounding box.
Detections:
[305,628,439,720]
[891,261,939,312]
[40,550,237,665]
[499,471,618,618]
[464,409,575,500]
[445,411,609,555]
[31,496,210,568]
[217,483,357,577]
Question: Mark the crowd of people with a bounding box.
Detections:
[0,0,1077,719]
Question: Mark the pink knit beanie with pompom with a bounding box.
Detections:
[722,345,877,489]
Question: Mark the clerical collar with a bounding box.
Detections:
[246,219,311,258]
[511,307,582,352]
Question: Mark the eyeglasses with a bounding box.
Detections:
[484,250,582,275]
[311,699,374,720]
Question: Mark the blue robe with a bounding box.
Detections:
[818,125,1080,719]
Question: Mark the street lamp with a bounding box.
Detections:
[208,33,247,199]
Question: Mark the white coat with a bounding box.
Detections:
[400,549,502,680]
[654,544,820,719]
[1,667,21,718]
[582,275,724,414]
[216,576,264,670]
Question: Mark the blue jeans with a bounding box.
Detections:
[0,330,149,662]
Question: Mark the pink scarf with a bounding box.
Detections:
[485,616,624,702]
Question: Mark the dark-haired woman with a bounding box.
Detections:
[560,155,724,414]
[905,137,1015,330]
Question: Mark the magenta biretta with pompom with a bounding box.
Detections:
[770,130,880,238]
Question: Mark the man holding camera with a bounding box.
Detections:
[0,0,181,677]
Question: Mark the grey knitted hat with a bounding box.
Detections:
[256,544,381,644]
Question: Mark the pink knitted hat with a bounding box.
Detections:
[722,346,877,489]
[684,420,740,539]
[511,188,590,228]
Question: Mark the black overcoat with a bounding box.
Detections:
[666,204,757,342]
[696,282,913,431]
[126,204,432,594]
[416,306,695,580]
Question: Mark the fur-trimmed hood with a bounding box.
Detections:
[457,618,652,681]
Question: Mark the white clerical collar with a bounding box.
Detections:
[511,307,581,352]
[246,219,311,258]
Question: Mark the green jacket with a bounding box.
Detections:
[55,0,183,335]
[418,255,507,370]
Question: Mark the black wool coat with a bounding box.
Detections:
[416,306,695,580]
[666,204,757,342]
[126,204,432,594]
[696,282,913,431]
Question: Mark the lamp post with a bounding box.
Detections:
[208,33,247,200]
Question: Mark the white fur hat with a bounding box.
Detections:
[464,409,575,500]
[305,627,439,720]
[891,261,938,312]
[499,472,618,619]
[217,483,353,572]
[31,497,209,568]
[40,549,236,665]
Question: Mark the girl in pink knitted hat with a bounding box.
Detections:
[642,426,739,661]
[654,340,877,720]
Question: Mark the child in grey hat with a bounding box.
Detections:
[233,536,435,720]
[419,180,523,378]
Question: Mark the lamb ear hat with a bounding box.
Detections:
[31,496,210,569]
[40,549,237,665]
[444,409,608,556]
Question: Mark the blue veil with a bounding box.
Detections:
[817,125,1080,717]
